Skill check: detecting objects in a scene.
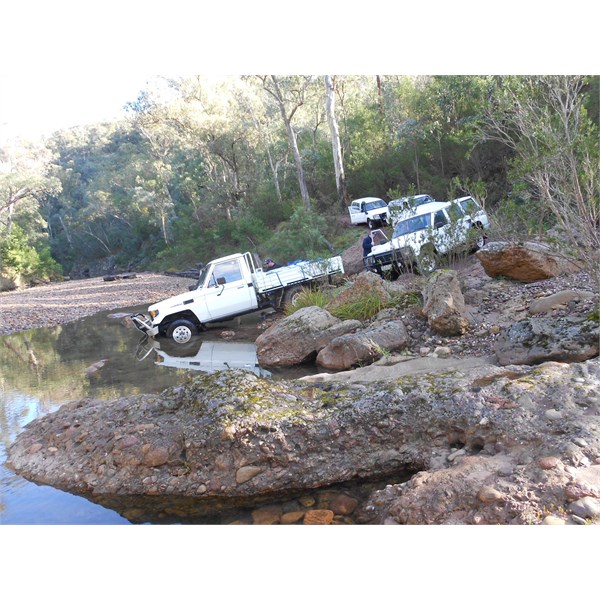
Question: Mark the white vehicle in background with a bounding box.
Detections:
[131,251,344,344]
[364,196,490,275]
[348,197,390,229]
[387,194,436,226]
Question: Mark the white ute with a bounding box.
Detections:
[131,252,344,343]
[348,197,390,229]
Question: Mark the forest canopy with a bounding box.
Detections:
[1,75,598,283]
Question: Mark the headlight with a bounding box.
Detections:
[149,309,159,319]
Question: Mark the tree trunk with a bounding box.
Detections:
[324,76,348,211]
[281,108,310,209]
[264,76,311,209]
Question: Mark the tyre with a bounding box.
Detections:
[367,218,374,229]
[472,223,487,250]
[416,247,437,274]
[166,319,198,344]
[283,285,303,308]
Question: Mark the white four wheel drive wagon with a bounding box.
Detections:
[364,196,490,276]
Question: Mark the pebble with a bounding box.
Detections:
[281,511,306,524]
[538,456,560,470]
[298,495,316,508]
[573,438,588,447]
[434,346,452,358]
[303,509,334,525]
[569,497,600,520]
[477,486,504,503]
[545,409,563,421]
[570,515,587,525]
[448,448,466,462]
[251,504,282,525]
[542,516,566,525]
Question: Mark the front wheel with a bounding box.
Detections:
[367,218,374,229]
[416,248,437,274]
[166,319,198,344]
[472,223,487,250]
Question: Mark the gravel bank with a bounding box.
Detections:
[0,273,192,336]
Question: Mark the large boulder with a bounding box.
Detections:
[476,241,581,282]
[316,320,409,370]
[8,358,600,525]
[495,315,600,366]
[255,306,360,367]
[421,269,470,336]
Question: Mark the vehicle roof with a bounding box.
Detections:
[399,200,450,216]
[352,197,385,203]
[207,252,244,264]
[388,194,433,205]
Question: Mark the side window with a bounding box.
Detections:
[212,260,243,285]
[433,210,449,229]
[447,203,463,222]
[460,198,479,215]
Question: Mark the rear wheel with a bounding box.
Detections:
[283,285,303,308]
[166,319,198,344]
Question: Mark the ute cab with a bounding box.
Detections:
[132,253,261,343]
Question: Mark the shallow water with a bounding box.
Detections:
[0,306,321,524]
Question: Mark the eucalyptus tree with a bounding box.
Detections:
[125,84,184,245]
[479,75,599,279]
[0,139,61,237]
[256,75,315,209]
[324,75,348,210]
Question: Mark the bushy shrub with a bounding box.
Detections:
[0,225,63,280]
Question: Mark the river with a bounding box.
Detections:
[0,306,322,524]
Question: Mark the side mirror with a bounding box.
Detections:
[216,277,226,285]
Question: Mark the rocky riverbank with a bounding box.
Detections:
[3,246,600,525]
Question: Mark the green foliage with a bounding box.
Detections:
[265,205,332,263]
[283,287,329,316]
[0,225,62,280]
[328,290,387,321]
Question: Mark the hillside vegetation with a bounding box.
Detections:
[1,75,598,285]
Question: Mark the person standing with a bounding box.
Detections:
[362,232,373,257]
[362,232,383,277]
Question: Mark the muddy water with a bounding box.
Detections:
[0,306,345,524]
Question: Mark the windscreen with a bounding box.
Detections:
[365,199,387,210]
[393,214,430,237]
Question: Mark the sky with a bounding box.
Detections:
[1,2,596,142]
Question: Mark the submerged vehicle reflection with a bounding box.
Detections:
[135,337,272,378]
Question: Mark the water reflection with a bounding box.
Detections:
[0,305,321,524]
[136,337,272,378]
